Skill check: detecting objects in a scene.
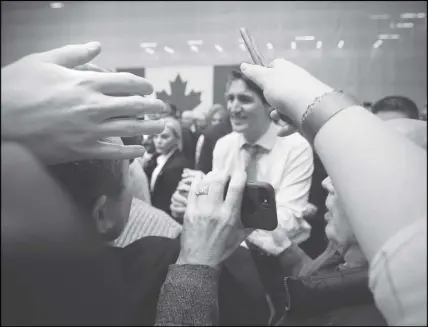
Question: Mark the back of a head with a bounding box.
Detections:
[372,96,419,120]
[47,138,126,213]
[164,102,179,118]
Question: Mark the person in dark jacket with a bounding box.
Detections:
[299,152,329,258]
[247,175,387,326]
[145,117,191,217]
[196,118,232,174]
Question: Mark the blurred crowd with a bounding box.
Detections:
[1,41,426,327]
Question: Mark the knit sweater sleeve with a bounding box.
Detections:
[155,264,220,326]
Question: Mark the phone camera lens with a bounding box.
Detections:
[263,198,269,205]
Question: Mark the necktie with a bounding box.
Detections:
[242,144,263,181]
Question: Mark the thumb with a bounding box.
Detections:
[240,62,269,90]
[37,42,102,68]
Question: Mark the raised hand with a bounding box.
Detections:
[1,42,166,164]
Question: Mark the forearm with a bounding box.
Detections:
[277,242,313,276]
[155,264,220,326]
[314,105,427,262]
[249,242,311,284]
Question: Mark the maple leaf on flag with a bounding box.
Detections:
[156,74,202,113]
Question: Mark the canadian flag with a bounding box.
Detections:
[117,65,239,116]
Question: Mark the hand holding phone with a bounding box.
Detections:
[239,28,294,126]
[224,178,278,231]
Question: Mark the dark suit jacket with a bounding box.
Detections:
[300,152,329,258]
[145,150,191,216]
[181,126,198,169]
[196,120,232,174]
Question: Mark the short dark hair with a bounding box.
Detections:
[164,102,179,118]
[47,151,125,211]
[372,96,419,119]
[226,70,268,104]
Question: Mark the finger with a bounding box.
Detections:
[187,173,204,209]
[171,195,187,207]
[182,169,199,177]
[180,177,196,186]
[36,42,102,68]
[75,63,109,73]
[224,171,247,216]
[240,62,269,90]
[270,109,280,121]
[98,95,166,119]
[77,141,145,161]
[277,125,298,137]
[94,119,165,138]
[170,204,186,214]
[90,72,155,96]
[303,203,318,218]
[205,171,229,204]
[177,182,191,193]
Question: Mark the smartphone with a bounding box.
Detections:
[224,179,278,231]
[239,27,293,125]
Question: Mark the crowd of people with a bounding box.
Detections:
[1,41,426,326]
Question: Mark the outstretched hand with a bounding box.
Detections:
[1,42,166,164]
[176,170,253,268]
[240,59,332,138]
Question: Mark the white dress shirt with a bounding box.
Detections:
[212,123,314,253]
[150,149,177,192]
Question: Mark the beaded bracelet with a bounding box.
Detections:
[300,90,358,144]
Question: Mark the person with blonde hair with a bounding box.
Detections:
[144,117,191,218]
[209,103,229,126]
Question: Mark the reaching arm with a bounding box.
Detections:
[155,265,220,326]
[314,106,427,262]
[240,59,427,326]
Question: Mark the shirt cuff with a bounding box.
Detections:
[155,264,220,326]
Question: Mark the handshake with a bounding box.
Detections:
[170,169,206,222]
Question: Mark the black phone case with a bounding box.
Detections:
[224,180,278,231]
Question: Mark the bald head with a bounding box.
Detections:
[386,118,427,150]
[193,111,209,133]
[181,111,194,128]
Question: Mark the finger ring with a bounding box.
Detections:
[195,187,209,196]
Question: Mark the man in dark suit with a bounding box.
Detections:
[196,119,233,174]
[179,110,198,168]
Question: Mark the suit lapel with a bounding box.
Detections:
[152,150,179,193]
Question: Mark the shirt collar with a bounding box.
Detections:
[239,122,279,152]
[156,148,177,165]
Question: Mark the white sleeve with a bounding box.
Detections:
[275,142,314,245]
[247,143,314,254]
[212,138,224,173]
[369,218,427,326]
